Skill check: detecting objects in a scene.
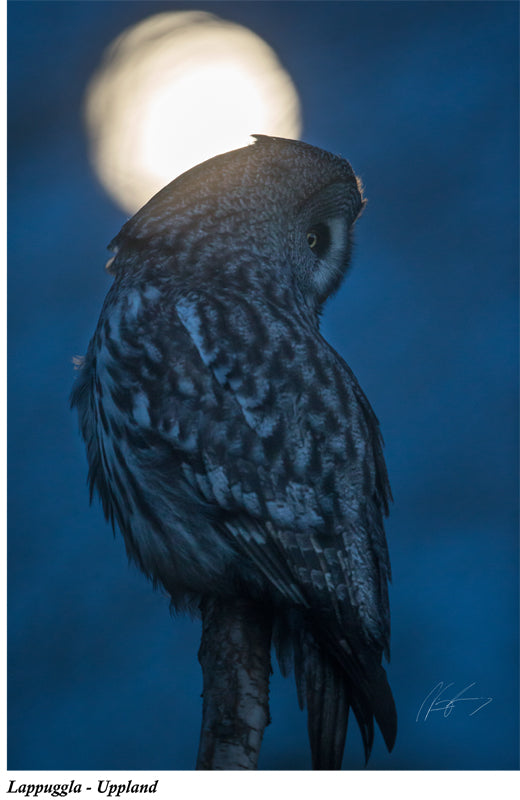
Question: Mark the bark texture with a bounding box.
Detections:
[196,597,272,770]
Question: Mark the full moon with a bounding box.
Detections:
[85,11,302,214]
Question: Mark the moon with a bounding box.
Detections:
[85,11,302,214]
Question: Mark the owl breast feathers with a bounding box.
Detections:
[71,136,396,767]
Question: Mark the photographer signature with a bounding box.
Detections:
[416,681,493,722]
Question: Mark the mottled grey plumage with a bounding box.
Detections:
[71,136,396,768]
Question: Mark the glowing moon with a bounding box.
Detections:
[85,11,302,214]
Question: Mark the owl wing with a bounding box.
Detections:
[162,289,395,758]
[171,289,391,632]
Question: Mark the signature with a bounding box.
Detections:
[416,681,493,722]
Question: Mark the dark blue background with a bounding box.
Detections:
[8,0,519,770]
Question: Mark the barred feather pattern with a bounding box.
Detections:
[71,136,396,767]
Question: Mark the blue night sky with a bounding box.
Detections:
[8,0,519,770]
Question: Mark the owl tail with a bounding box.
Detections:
[274,614,396,768]
[303,642,350,769]
[302,632,396,769]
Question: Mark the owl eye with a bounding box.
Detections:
[306,223,331,258]
[307,231,319,249]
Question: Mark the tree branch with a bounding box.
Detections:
[196,596,272,769]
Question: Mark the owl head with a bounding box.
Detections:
[108,136,366,311]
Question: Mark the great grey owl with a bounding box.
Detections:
[71,135,396,769]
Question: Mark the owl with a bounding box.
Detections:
[71,136,396,769]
